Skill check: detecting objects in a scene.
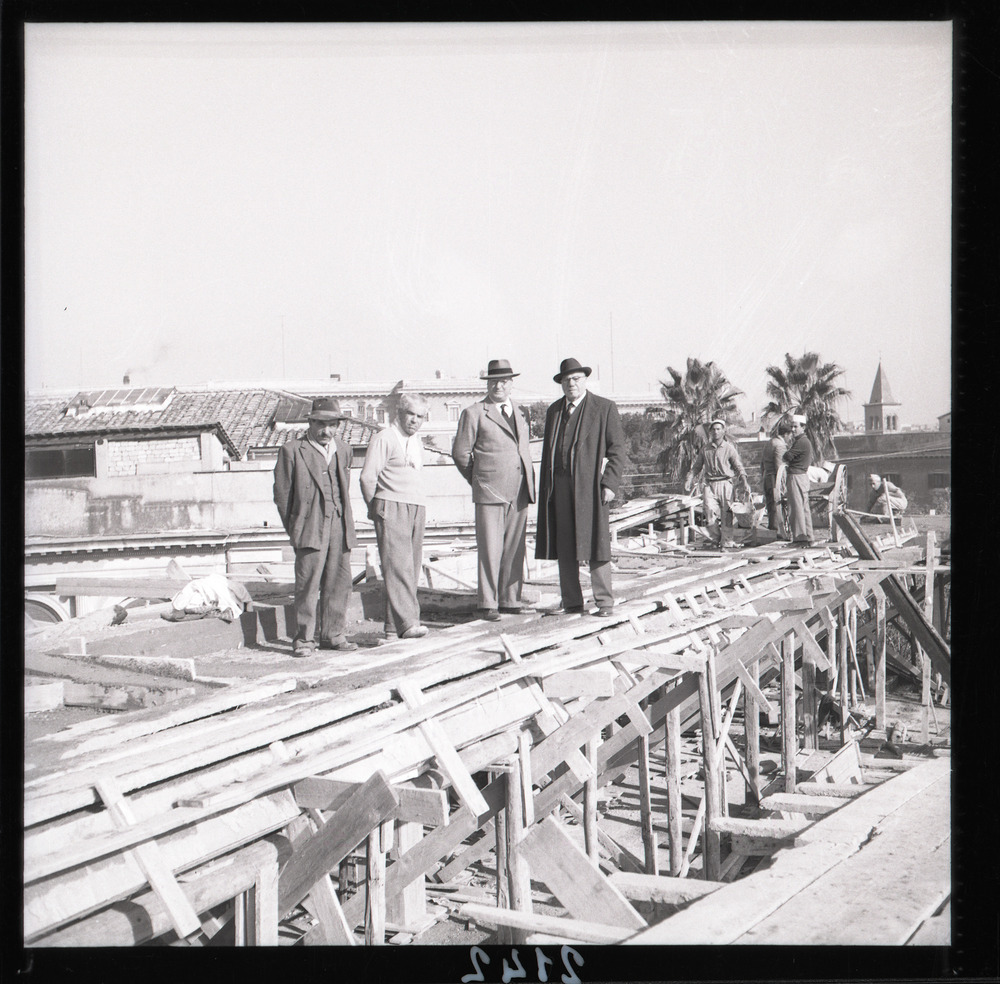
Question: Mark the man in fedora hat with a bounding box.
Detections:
[273,397,359,656]
[687,417,749,547]
[453,359,536,620]
[782,413,815,545]
[360,392,431,640]
[536,357,627,616]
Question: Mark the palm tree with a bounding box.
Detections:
[657,358,744,487]
[762,352,850,459]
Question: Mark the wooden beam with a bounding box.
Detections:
[293,777,448,828]
[637,733,658,875]
[504,753,532,944]
[541,666,617,699]
[278,769,398,920]
[758,792,853,816]
[781,634,797,794]
[93,776,202,941]
[664,702,683,875]
[608,871,724,905]
[697,660,722,882]
[583,739,599,862]
[459,902,630,944]
[394,680,490,818]
[709,816,812,855]
[519,816,646,930]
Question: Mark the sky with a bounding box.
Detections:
[24,21,952,425]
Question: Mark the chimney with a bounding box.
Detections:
[123,373,131,385]
[435,370,442,379]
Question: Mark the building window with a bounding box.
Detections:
[881,473,902,486]
[927,473,950,489]
[358,401,366,417]
[375,409,386,424]
[26,444,96,479]
[448,405,459,422]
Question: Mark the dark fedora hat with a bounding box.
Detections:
[480,358,520,379]
[553,357,592,383]
[307,397,344,421]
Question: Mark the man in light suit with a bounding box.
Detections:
[453,360,536,621]
[536,357,627,617]
[273,397,359,657]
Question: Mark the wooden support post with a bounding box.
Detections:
[743,660,760,808]
[875,594,887,729]
[838,606,850,746]
[637,733,658,875]
[492,769,510,937]
[385,821,426,931]
[848,604,859,705]
[921,530,937,743]
[505,754,532,944]
[665,702,683,876]
[583,739,599,862]
[801,647,818,751]
[697,661,722,882]
[781,632,797,794]
[365,820,391,946]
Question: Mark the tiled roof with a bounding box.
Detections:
[25,387,381,459]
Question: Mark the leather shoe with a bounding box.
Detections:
[498,606,524,614]
[543,605,584,616]
[292,644,315,658]
[320,639,359,652]
[401,624,429,639]
[592,607,615,617]
[479,609,502,622]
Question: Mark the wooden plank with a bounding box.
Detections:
[31,840,282,947]
[665,702,683,875]
[519,816,646,930]
[794,781,872,798]
[698,659,722,881]
[732,658,775,717]
[302,872,356,945]
[366,823,388,945]
[556,794,645,875]
[541,666,617,699]
[278,769,398,920]
[781,634,797,793]
[504,754,532,943]
[394,680,490,818]
[637,733,658,875]
[709,816,812,856]
[798,626,832,672]
[608,872,724,906]
[293,777,449,827]
[751,595,814,613]
[740,771,950,943]
[623,647,706,675]
[24,791,300,942]
[460,902,631,944]
[25,681,65,713]
[93,776,202,940]
[758,792,853,816]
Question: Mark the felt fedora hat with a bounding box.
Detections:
[481,359,520,379]
[307,397,345,421]
[553,357,592,383]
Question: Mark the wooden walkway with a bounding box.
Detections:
[626,756,950,945]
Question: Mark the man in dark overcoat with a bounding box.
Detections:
[273,397,359,656]
[535,357,627,616]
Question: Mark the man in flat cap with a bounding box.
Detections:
[360,392,431,640]
[273,397,359,657]
[687,418,750,547]
[536,357,627,616]
[782,413,815,545]
[452,359,536,621]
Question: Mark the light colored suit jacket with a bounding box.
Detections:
[452,398,536,507]
[273,436,357,551]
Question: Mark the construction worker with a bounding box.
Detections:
[688,418,750,547]
[783,413,815,545]
[761,418,792,537]
[867,473,908,520]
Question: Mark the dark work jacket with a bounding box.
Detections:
[273,436,357,551]
[535,391,627,563]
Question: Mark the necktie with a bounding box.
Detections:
[501,404,511,420]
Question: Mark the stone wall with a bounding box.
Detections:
[105,437,202,477]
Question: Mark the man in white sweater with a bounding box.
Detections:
[360,393,430,639]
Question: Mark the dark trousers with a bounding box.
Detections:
[475,500,528,610]
[553,470,614,610]
[293,514,353,646]
[373,499,426,635]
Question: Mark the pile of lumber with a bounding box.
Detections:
[23,524,949,947]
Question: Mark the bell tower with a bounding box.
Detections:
[863,362,901,433]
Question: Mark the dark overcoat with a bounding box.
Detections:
[535,391,627,563]
[273,436,358,551]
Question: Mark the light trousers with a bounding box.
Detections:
[373,499,426,635]
[474,500,528,610]
[786,471,814,543]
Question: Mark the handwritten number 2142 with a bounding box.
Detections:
[461,946,584,984]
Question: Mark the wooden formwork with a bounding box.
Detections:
[23,517,950,947]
